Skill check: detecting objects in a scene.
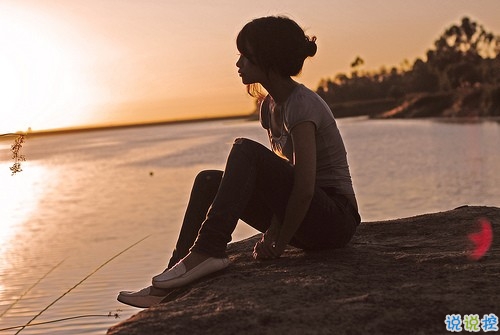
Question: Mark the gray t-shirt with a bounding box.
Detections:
[260,84,355,195]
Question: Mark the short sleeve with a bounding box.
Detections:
[283,89,324,132]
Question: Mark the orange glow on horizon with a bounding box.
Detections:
[0,1,499,133]
[0,4,101,134]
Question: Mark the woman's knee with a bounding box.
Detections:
[233,137,261,149]
[194,170,223,189]
[232,138,267,158]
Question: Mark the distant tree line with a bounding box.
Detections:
[316,17,500,117]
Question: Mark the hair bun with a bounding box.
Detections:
[305,36,317,57]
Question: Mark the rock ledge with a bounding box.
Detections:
[108,206,499,335]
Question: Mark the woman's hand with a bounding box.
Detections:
[253,216,284,260]
[253,231,285,260]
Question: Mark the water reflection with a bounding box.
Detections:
[0,163,54,296]
[0,119,497,334]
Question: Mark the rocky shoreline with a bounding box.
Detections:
[372,87,498,119]
[108,205,499,335]
[321,88,500,120]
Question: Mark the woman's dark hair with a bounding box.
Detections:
[237,16,317,78]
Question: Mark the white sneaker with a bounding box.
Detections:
[152,257,230,289]
[117,286,168,308]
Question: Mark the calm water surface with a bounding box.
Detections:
[0,118,498,334]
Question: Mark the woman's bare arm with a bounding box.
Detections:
[254,121,317,259]
[274,121,316,249]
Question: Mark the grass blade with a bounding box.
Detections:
[14,235,150,334]
[0,259,65,318]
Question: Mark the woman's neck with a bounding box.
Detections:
[261,75,299,104]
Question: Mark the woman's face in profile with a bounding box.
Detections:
[236,44,266,85]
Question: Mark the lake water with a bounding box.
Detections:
[0,117,498,334]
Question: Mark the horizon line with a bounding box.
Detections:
[12,113,256,138]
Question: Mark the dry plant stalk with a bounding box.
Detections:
[1,133,27,175]
[10,134,26,175]
[10,235,150,334]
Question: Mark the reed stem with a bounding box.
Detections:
[0,259,65,319]
[0,312,120,332]
[13,235,150,334]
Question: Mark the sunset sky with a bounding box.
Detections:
[1,0,499,133]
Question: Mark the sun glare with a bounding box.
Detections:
[0,163,50,268]
[0,4,95,134]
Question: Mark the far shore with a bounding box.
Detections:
[3,98,499,142]
[3,113,254,139]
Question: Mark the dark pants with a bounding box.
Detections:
[167,138,360,267]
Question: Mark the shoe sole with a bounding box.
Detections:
[117,293,165,308]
